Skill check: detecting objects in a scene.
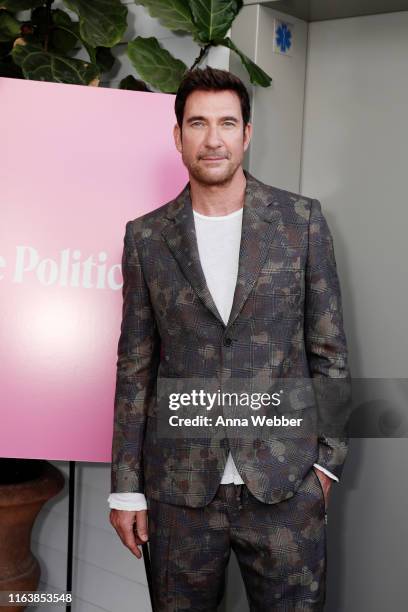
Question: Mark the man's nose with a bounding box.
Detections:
[203,126,223,148]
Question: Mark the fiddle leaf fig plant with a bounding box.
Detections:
[131,0,197,35]
[12,41,100,85]
[189,0,240,42]
[214,36,271,86]
[63,0,127,48]
[0,0,126,85]
[0,11,21,41]
[127,0,272,91]
[127,36,188,93]
[1,1,44,9]
[0,0,272,92]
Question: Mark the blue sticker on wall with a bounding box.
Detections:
[274,20,293,55]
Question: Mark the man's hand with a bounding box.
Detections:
[313,468,333,510]
[109,509,148,559]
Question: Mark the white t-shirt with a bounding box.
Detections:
[193,206,244,485]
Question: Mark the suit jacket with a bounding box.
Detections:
[110,169,350,507]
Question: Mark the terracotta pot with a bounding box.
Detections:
[0,460,65,611]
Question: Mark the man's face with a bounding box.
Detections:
[174,89,252,186]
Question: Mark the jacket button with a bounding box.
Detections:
[224,337,232,346]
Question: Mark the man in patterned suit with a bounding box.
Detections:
[108,67,350,611]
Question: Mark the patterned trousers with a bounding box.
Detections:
[147,467,327,611]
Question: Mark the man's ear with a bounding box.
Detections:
[174,123,182,153]
[243,122,252,153]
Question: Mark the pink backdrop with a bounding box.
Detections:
[0,77,188,462]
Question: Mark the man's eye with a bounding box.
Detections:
[192,122,204,127]
[224,122,235,127]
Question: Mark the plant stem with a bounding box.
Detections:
[190,44,211,70]
[44,0,53,52]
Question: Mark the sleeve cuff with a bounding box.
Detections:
[313,463,339,482]
[108,492,148,511]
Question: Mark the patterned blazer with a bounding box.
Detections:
[111,169,350,507]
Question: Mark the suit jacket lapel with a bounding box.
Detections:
[226,170,280,330]
[161,169,281,329]
[161,182,225,326]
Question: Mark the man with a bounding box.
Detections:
[108,67,350,611]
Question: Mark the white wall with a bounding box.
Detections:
[301,10,408,378]
[301,12,408,611]
[230,4,308,192]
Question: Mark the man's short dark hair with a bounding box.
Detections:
[174,66,251,132]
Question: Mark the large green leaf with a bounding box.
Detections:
[95,46,115,72]
[0,40,23,77]
[52,9,104,66]
[119,74,150,91]
[50,27,78,54]
[63,0,127,47]
[52,9,96,61]
[12,43,99,84]
[49,10,80,54]
[0,40,12,57]
[134,0,196,34]
[216,37,271,87]
[0,11,20,42]
[0,1,44,10]
[127,36,187,93]
[188,0,242,43]
[0,59,23,77]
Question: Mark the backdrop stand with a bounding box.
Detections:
[142,542,154,611]
[66,461,75,611]
[64,462,154,611]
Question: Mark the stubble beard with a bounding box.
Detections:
[185,153,242,187]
